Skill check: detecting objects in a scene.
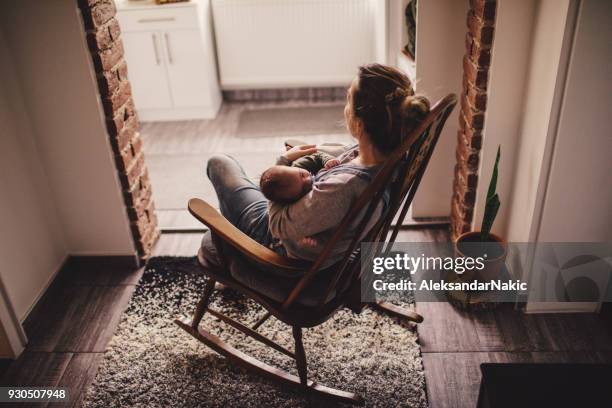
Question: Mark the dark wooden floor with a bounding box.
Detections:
[0,257,143,407]
[2,231,611,408]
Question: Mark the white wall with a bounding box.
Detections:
[505,0,571,242]
[472,0,537,235]
[410,0,468,217]
[1,1,135,256]
[534,0,612,243]
[526,0,612,313]
[0,31,67,323]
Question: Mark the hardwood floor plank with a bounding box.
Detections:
[48,353,103,408]
[58,286,134,353]
[0,359,11,379]
[24,285,135,353]
[422,351,612,408]
[421,352,507,408]
[419,300,612,353]
[22,284,75,353]
[0,351,72,388]
[418,302,505,352]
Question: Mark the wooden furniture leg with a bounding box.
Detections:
[252,311,271,330]
[293,326,308,386]
[191,278,216,329]
[374,301,424,323]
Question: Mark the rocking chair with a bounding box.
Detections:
[175,94,457,404]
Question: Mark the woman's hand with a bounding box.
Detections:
[282,144,317,162]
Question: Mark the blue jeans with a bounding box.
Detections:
[206,154,274,248]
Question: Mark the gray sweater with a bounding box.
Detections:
[268,146,383,267]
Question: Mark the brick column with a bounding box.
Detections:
[451,0,497,241]
[77,0,160,258]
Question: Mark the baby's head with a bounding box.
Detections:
[260,166,313,203]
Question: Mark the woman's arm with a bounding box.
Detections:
[268,173,362,240]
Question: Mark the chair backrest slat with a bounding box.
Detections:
[282,94,457,310]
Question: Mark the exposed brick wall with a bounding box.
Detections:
[451,0,497,241]
[77,0,159,258]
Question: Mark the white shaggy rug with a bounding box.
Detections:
[83,257,427,407]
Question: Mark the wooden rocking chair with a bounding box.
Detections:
[175,94,457,404]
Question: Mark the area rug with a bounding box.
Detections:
[83,257,427,407]
[236,105,347,138]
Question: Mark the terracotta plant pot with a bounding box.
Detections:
[453,231,507,283]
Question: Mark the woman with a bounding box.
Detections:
[206,64,429,268]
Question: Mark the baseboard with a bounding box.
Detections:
[65,255,141,270]
[138,103,222,122]
[222,86,347,103]
[524,302,601,314]
[399,217,450,228]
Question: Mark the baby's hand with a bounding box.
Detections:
[283,144,317,161]
[298,237,318,247]
[324,159,340,169]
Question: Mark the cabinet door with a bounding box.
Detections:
[121,31,173,110]
[162,30,212,108]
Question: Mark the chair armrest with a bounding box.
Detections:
[188,198,310,273]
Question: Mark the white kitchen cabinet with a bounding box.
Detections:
[116,1,221,121]
[121,31,173,110]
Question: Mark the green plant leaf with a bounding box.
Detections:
[481,146,501,241]
[481,194,500,242]
[486,146,501,203]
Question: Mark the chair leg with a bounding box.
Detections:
[191,278,216,329]
[251,311,271,330]
[373,301,424,323]
[292,326,308,386]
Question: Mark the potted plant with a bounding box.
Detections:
[454,146,507,282]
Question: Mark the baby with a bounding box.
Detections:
[260,149,341,247]
[259,151,339,203]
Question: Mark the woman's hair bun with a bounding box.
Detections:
[401,95,430,121]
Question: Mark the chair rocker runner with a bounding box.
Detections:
[175,94,457,404]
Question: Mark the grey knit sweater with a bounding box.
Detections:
[268,146,383,267]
